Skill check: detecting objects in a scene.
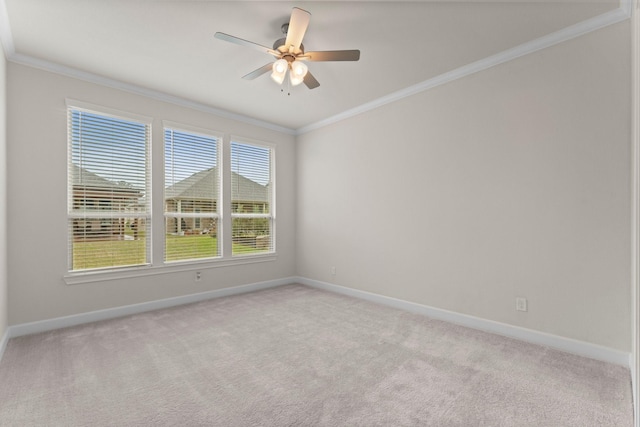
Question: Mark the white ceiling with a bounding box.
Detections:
[1,0,622,132]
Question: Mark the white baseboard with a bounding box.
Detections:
[0,328,8,363]
[4,276,631,370]
[297,277,631,367]
[631,355,637,426]
[8,277,295,339]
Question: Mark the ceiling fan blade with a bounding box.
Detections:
[242,63,273,80]
[284,8,311,53]
[303,50,361,62]
[303,71,320,89]
[214,32,280,56]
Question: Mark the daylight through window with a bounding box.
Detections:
[164,128,220,262]
[67,107,151,271]
[231,141,274,256]
[67,105,276,274]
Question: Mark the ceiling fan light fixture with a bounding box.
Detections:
[289,61,308,86]
[271,59,288,84]
[215,7,360,91]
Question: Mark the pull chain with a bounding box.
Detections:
[280,76,291,96]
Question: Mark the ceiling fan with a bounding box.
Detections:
[214,7,360,90]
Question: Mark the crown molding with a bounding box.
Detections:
[0,0,295,136]
[8,53,296,135]
[0,0,631,137]
[0,0,13,59]
[297,2,631,135]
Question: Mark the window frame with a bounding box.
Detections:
[66,100,153,274]
[230,137,276,257]
[163,122,223,264]
[63,103,278,284]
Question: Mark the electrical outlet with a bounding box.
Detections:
[516,297,527,312]
[331,266,336,276]
[195,271,202,282]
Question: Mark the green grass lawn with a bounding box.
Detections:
[73,235,269,270]
[73,239,145,270]
[165,234,219,261]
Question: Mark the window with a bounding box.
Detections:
[164,127,220,262]
[68,105,151,272]
[231,140,274,255]
[67,104,277,277]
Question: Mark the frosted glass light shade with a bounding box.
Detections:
[271,59,288,85]
[289,61,308,86]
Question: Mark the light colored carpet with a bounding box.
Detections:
[0,284,632,426]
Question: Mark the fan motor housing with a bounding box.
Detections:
[273,37,304,55]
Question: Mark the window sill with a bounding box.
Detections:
[63,253,277,285]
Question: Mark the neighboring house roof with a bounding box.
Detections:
[165,167,268,203]
[71,164,140,194]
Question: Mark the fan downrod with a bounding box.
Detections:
[273,37,304,54]
[273,22,304,54]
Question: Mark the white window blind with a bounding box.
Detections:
[164,128,220,262]
[231,140,274,255]
[68,107,151,272]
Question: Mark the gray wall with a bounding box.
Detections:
[0,40,7,340]
[2,14,633,356]
[6,63,296,324]
[296,22,632,352]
